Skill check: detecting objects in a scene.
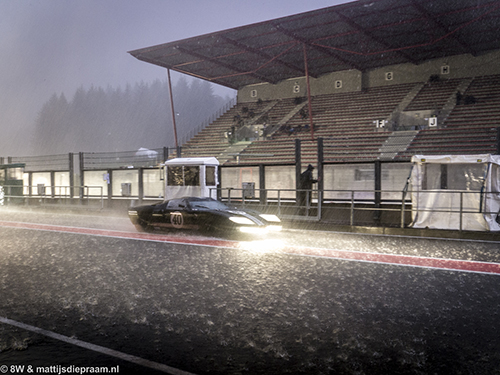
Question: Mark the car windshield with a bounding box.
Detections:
[189,199,229,210]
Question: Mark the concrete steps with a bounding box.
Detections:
[379,130,418,160]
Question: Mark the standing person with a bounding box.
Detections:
[298,164,318,212]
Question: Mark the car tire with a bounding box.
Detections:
[136,219,153,233]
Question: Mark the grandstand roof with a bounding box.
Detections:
[129,0,500,90]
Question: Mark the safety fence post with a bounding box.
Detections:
[350,190,355,226]
[400,190,406,228]
[459,192,463,231]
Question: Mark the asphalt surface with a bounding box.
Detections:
[0,207,499,375]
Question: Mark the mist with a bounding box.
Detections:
[31,77,232,155]
[0,0,346,157]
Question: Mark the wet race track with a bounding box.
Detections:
[0,207,500,375]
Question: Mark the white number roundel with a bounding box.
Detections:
[170,212,184,228]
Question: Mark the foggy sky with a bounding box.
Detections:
[0,0,349,157]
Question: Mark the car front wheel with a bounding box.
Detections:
[136,219,153,233]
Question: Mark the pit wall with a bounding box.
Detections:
[237,50,500,103]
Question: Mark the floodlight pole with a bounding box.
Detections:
[167,69,179,152]
[303,43,315,142]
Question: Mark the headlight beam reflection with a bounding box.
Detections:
[238,239,286,253]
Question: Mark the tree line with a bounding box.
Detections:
[32,77,232,155]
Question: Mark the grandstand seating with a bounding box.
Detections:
[397,74,500,158]
[404,78,462,112]
[178,75,499,165]
[180,103,244,157]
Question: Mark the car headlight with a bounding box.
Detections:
[128,210,138,216]
[259,214,280,222]
[229,216,255,225]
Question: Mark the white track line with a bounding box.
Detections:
[0,316,196,375]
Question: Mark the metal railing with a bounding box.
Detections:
[218,187,323,220]
[9,154,70,172]
[214,187,500,231]
[214,187,408,224]
[82,149,167,170]
[2,184,499,231]
[0,185,104,210]
[178,97,237,145]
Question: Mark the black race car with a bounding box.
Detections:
[128,196,282,236]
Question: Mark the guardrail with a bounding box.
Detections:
[213,188,500,231]
[214,187,409,224]
[0,185,104,210]
[2,185,499,231]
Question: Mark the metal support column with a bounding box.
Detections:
[79,152,84,200]
[374,160,382,223]
[317,138,324,191]
[50,171,55,199]
[317,138,324,219]
[303,43,315,141]
[69,153,74,198]
[138,167,144,205]
[163,147,169,163]
[259,164,266,206]
[295,138,302,191]
[167,69,179,151]
[107,169,113,208]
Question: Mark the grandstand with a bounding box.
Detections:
[161,74,500,166]
[130,0,500,168]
